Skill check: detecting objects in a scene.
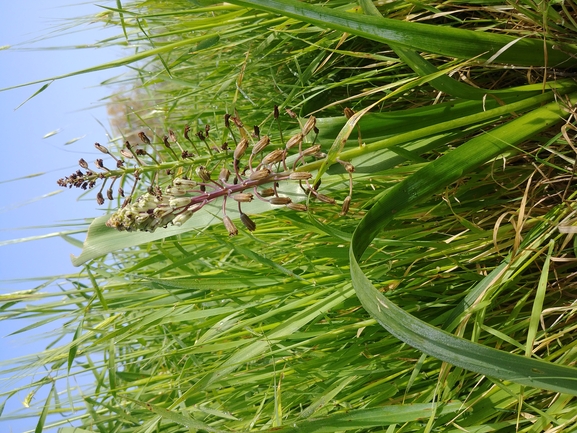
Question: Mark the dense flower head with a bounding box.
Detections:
[58,109,353,235]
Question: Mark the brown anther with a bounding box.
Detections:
[273,105,279,119]
[344,107,355,119]
[205,124,210,136]
[233,193,254,202]
[253,125,260,138]
[118,187,125,197]
[106,188,114,201]
[163,135,170,147]
[95,159,106,170]
[223,216,238,236]
[269,196,292,205]
[79,158,89,169]
[224,114,231,128]
[184,125,191,140]
[196,130,206,141]
[240,213,256,232]
[138,132,151,144]
[221,142,229,151]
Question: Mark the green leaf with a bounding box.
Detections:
[227,0,577,67]
[349,94,577,395]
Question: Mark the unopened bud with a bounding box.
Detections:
[262,149,284,165]
[289,172,312,180]
[252,136,270,154]
[173,210,193,226]
[344,107,354,119]
[219,167,231,183]
[169,129,177,142]
[269,196,292,205]
[106,188,113,201]
[249,168,271,181]
[285,133,303,150]
[196,166,211,182]
[233,193,253,202]
[173,178,197,188]
[302,116,316,135]
[223,216,238,236]
[316,194,336,204]
[240,213,256,232]
[138,132,151,144]
[79,158,89,169]
[301,144,322,156]
[259,188,275,197]
[287,203,307,212]
[120,149,134,159]
[96,192,105,205]
[169,197,193,208]
[94,143,109,154]
[340,195,351,216]
[234,138,249,161]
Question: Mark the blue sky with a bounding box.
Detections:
[0,1,125,430]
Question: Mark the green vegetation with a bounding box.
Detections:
[3,0,577,431]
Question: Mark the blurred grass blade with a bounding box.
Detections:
[227,0,577,67]
[349,95,577,395]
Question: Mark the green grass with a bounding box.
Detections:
[3,0,577,431]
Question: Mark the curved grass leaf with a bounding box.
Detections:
[349,95,577,395]
[227,0,577,67]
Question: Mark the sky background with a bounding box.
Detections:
[1,1,126,431]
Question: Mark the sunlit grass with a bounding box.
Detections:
[2,0,577,432]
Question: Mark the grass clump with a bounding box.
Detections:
[2,0,577,432]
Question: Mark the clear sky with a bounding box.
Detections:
[0,1,124,431]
